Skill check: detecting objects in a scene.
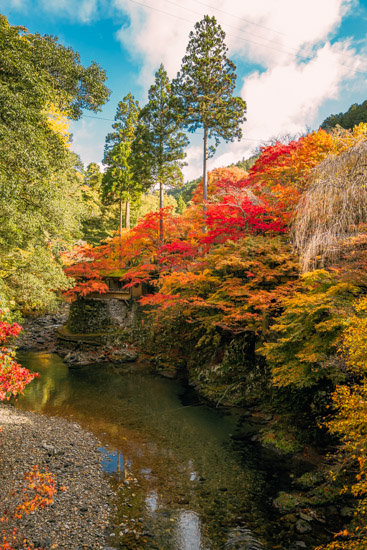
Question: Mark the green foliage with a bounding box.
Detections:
[102,93,144,231]
[262,270,359,389]
[234,153,260,172]
[84,162,103,189]
[173,14,246,203]
[0,15,109,312]
[81,163,124,245]
[173,15,246,151]
[272,492,303,513]
[259,420,303,454]
[311,295,367,549]
[7,246,71,312]
[0,14,109,201]
[133,65,188,198]
[168,177,200,206]
[133,64,188,240]
[321,100,367,131]
[130,191,178,226]
[176,195,186,214]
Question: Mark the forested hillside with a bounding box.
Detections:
[321,99,367,130]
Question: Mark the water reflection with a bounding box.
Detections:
[15,352,296,549]
[100,448,125,475]
[145,490,158,513]
[175,511,208,550]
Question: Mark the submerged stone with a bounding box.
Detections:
[296,519,312,534]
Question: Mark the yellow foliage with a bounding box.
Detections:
[341,297,367,376]
[44,102,71,147]
[318,295,367,549]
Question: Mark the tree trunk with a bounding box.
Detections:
[159,179,164,243]
[203,125,208,231]
[125,200,130,229]
[119,198,123,237]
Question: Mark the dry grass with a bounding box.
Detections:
[293,139,367,272]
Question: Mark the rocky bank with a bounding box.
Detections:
[0,403,116,549]
[16,305,138,367]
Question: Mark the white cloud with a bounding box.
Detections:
[212,39,364,170]
[114,0,194,86]
[9,0,364,180]
[223,0,355,66]
[113,0,355,81]
[110,0,366,179]
[184,145,203,181]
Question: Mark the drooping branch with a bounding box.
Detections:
[293,140,367,272]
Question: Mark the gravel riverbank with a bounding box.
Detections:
[0,403,116,549]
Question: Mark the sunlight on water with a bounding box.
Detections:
[175,511,209,550]
[145,490,158,513]
[14,352,311,549]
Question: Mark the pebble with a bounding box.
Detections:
[0,403,116,549]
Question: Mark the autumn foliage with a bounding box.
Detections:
[0,314,38,402]
[0,315,45,549]
[1,466,57,550]
[64,126,367,547]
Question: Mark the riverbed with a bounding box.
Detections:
[14,352,326,549]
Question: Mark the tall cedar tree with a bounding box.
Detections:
[133,64,188,241]
[173,15,246,220]
[102,93,141,234]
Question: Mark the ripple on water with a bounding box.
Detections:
[15,352,320,549]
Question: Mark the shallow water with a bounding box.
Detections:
[15,352,317,549]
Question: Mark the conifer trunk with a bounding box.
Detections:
[159,179,164,243]
[119,198,123,237]
[125,200,130,229]
[203,125,208,231]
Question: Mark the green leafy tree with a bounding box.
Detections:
[81,163,119,245]
[0,15,109,203]
[262,270,358,389]
[102,93,142,234]
[0,15,110,311]
[82,162,103,229]
[173,15,246,218]
[130,191,178,227]
[168,177,201,206]
[176,195,186,214]
[133,64,188,241]
[84,162,103,189]
[235,153,259,172]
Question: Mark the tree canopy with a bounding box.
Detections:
[0,14,110,311]
[102,93,143,233]
[133,64,188,240]
[173,15,246,212]
[321,99,367,131]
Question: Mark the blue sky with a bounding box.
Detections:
[1,0,367,180]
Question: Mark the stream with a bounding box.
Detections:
[14,352,323,550]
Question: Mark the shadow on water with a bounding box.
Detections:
[14,352,317,549]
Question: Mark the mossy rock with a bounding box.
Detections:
[273,492,301,513]
[67,297,113,334]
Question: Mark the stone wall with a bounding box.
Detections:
[66,297,137,335]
